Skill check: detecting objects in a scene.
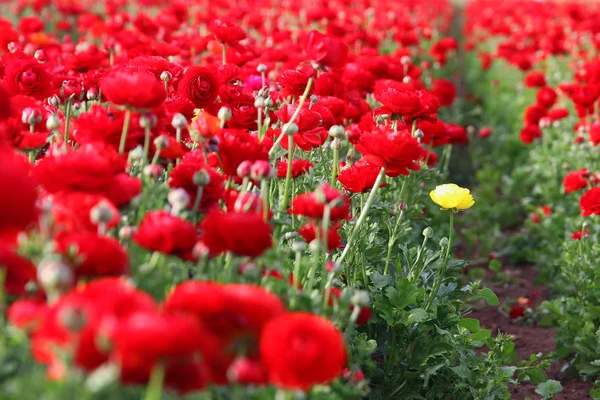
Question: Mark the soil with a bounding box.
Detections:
[469,265,595,399]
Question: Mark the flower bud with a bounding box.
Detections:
[351,290,370,307]
[330,138,343,151]
[218,106,232,123]
[237,160,253,178]
[326,262,342,274]
[168,188,191,210]
[257,64,267,73]
[310,94,319,104]
[400,56,411,65]
[282,122,298,136]
[193,170,211,186]
[153,135,170,149]
[227,357,266,385]
[192,242,210,260]
[119,226,136,240]
[328,125,345,138]
[86,88,98,101]
[284,232,297,241]
[90,201,115,225]
[46,114,60,131]
[34,49,47,63]
[160,71,172,82]
[264,97,273,108]
[143,164,163,178]
[254,97,265,109]
[414,129,424,139]
[250,160,274,180]
[291,241,306,252]
[21,107,41,125]
[47,94,61,107]
[128,146,144,162]
[37,258,74,296]
[439,237,449,247]
[309,239,321,253]
[139,113,157,129]
[402,76,412,83]
[7,42,19,53]
[171,113,187,130]
[375,115,387,125]
[422,227,433,238]
[239,262,260,278]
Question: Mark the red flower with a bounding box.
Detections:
[260,312,347,391]
[278,70,314,98]
[276,159,313,179]
[218,129,271,176]
[571,230,590,240]
[523,104,547,126]
[519,124,542,144]
[524,71,546,88]
[50,193,120,233]
[479,127,492,138]
[100,68,166,109]
[200,211,272,258]
[509,305,526,320]
[55,232,128,279]
[580,187,600,216]
[297,223,342,251]
[303,30,349,70]
[73,106,145,152]
[536,86,557,109]
[337,161,386,193]
[0,247,36,296]
[571,84,599,108]
[355,128,425,177]
[177,66,219,109]
[275,104,329,151]
[431,79,456,107]
[224,190,271,217]
[227,95,258,130]
[290,184,350,221]
[34,144,141,206]
[563,169,589,193]
[547,108,569,121]
[328,287,372,325]
[133,211,197,258]
[374,88,420,119]
[209,19,246,47]
[2,52,53,100]
[168,151,224,212]
[0,148,37,234]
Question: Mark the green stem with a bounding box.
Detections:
[260,179,269,222]
[143,126,151,167]
[280,137,295,213]
[337,168,386,266]
[144,361,165,400]
[119,108,132,155]
[222,42,227,65]
[64,98,72,143]
[425,212,454,311]
[331,143,339,186]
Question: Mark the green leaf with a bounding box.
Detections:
[451,365,472,381]
[407,308,429,324]
[526,367,547,384]
[590,387,600,400]
[370,272,393,289]
[535,380,563,399]
[489,259,502,272]
[480,288,499,306]
[458,318,480,332]
[470,329,491,341]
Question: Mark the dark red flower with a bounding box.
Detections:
[276,159,313,179]
[509,305,526,320]
[580,187,600,216]
[100,68,166,109]
[200,211,272,258]
[260,312,347,391]
[2,53,53,100]
[178,66,219,108]
[133,211,197,258]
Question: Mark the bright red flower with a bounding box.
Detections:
[224,190,271,218]
[571,84,599,108]
[0,247,36,296]
[297,223,342,251]
[523,104,547,126]
[571,230,590,240]
[519,124,542,144]
[0,148,37,234]
[547,108,569,121]
[278,70,314,98]
[133,211,197,259]
[303,30,349,70]
[218,129,271,176]
[209,19,246,47]
[289,184,350,221]
[563,169,589,193]
[337,161,386,193]
[524,71,546,88]
[55,231,128,279]
[328,287,372,325]
[355,128,425,177]
[100,67,166,109]
[50,192,119,233]
[536,86,557,109]
[275,104,329,151]
[260,312,347,391]
[431,79,456,107]
[580,187,600,216]
[276,159,313,179]
[177,66,219,109]
[168,150,224,212]
[200,211,272,258]
[2,52,53,100]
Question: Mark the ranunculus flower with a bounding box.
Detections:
[430,183,475,210]
[303,30,349,70]
[260,312,347,391]
[199,211,272,258]
[297,223,342,251]
[100,67,166,109]
[563,169,589,194]
[289,184,350,221]
[178,66,219,108]
[337,161,386,193]
[0,247,36,296]
[580,187,600,216]
[133,211,197,259]
[0,148,37,234]
[2,53,53,100]
[276,159,313,179]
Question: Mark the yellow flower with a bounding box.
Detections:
[430,183,474,211]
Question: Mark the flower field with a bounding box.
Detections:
[0,0,599,398]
